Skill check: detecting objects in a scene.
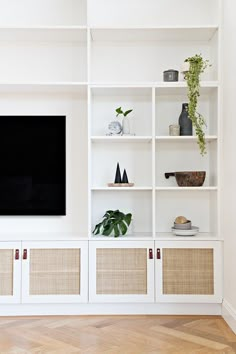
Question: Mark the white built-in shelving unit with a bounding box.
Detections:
[0,0,221,240]
[0,0,224,314]
[88,1,221,240]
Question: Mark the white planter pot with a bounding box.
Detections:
[181,62,190,73]
[122,116,130,135]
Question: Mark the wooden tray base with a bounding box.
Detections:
[108,183,134,187]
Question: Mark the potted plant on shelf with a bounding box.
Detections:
[115,107,133,135]
[183,54,211,156]
[93,210,132,237]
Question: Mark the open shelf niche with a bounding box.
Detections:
[91,190,153,238]
[90,87,152,136]
[155,189,218,236]
[88,0,219,27]
[0,27,87,83]
[0,0,87,26]
[90,27,218,83]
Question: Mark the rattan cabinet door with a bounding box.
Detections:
[89,241,155,303]
[21,241,88,303]
[0,242,21,303]
[155,241,222,303]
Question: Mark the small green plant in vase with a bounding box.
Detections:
[116,107,133,135]
[184,54,211,155]
[93,210,132,237]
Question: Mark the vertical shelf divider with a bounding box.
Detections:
[152,87,156,238]
[87,27,91,83]
[88,85,92,239]
[217,0,222,239]
[87,24,91,239]
[87,27,91,239]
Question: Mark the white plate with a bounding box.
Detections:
[171,226,199,236]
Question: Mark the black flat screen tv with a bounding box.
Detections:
[0,116,66,215]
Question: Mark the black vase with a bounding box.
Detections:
[178,103,193,136]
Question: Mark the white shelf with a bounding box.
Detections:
[156,187,218,191]
[0,82,87,94]
[0,233,88,242]
[155,81,218,88]
[90,83,154,88]
[89,81,218,89]
[89,86,152,97]
[90,26,218,42]
[156,136,217,142]
[0,26,87,42]
[90,232,153,240]
[0,82,217,95]
[155,81,218,95]
[91,136,152,143]
[92,187,152,191]
[0,26,219,43]
[90,232,223,241]
[155,232,221,241]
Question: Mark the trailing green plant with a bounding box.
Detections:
[184,54,211,155]
[92,210,132,237]
[116,107,133,118]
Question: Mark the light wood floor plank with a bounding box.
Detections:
[151,324,229,351]
[0,315,235,354]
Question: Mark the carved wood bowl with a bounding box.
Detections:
[165,171,206,187]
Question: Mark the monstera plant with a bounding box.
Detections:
[93,210,132,237]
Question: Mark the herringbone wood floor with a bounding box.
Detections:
[0,316,235,354]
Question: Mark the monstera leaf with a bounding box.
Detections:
[92,210,132,237]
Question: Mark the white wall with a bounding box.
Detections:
[222,0,236,332]
[88,0,218,27]
[0,0,87,26]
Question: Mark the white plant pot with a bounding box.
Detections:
[181,62,190,73]
[122,116,130,135]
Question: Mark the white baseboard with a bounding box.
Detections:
[222,299,236,334]
[0,303,221,316]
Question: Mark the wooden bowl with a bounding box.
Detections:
[165,171,206,187]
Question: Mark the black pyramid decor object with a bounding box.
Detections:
[114,162,122,183]
[122,169,129,184]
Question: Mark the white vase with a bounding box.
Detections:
[122,116,130,135]
[180,62,190,81]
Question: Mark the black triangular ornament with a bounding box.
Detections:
[122,169,129,184]
[114,163,122,183]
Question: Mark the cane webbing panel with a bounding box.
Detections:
[30,248,80,295]
[163,248,214,295]
[0,249,13,296]
[96,248,147,295]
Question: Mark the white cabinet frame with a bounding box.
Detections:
[89,240,155,303]
[22,241,88,303]
[155,240,222,303]
[0,242,21,304]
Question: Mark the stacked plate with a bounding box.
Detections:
[172,217,199,236]
[171,226,199,236]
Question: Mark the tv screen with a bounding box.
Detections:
[0,116,66,215]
